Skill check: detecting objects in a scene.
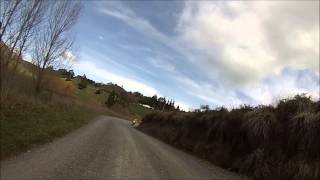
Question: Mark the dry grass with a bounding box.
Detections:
[0,94,97,160]
[0,58,126,160]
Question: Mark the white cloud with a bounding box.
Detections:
[63,50,76,62]
[175,101,190,112]
[175,75,244,106]
[74,60,158,96]
[118,44,152,53]
[245,68,320,105]
[177,1,319,86]
[99,2,163,40]
[97,1,190,59]
[130,63,156,77]
[148,57,175,71]
[175,67,319,108]
[95,1,319,107]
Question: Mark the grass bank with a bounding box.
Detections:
[0,47,150,161]
[0,95,106,160]
[138,95,320,180]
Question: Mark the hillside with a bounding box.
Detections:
[12,58,154,119]
[0,53,154,159]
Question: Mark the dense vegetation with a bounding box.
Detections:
[133,92,179,111]
[138,95,320,180]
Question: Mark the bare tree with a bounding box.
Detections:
[1,0,43,60]
[9,0,44,58]
[0,0,23,42]
[32,1,81,94]
[0,0,23,97]
[0,0,44,98]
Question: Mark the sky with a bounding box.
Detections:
[68,1,319,111]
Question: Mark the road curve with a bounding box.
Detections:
[1,116,248,180]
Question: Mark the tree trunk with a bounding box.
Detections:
[34,68,43,95]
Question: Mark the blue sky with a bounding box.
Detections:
[69,1,319,111]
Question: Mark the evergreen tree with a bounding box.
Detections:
[106,90,117,107]
[78,74,88,89]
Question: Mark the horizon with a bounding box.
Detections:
[27,1,319,111]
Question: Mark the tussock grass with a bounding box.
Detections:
[243,107,277,147]
[138,95,320,180]
[291,112,320,160]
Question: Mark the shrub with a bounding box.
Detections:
[95,89,101,94]
[106,90,118,107]
[276,94,313,122]
[290,112,320,160]
[243,106,278,148]
[138,95,320,180]
[78,74,88,89]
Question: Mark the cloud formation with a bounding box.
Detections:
[82,1,319,108]
[63,50,76,62]
[177,1,319,86]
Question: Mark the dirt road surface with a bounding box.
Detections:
[1,116,248,180]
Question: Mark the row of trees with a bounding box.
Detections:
[106,90,130,107]
[133,92,179,111]
[77,74,88,89]
[106,90,119,107]
[0,0,81,98]
[74,74,99,89]
[58,69,75,80]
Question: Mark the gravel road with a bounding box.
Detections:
[1,116,248,180]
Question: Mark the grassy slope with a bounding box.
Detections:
[0,99,97,159]
[1,59,154,160]
[0,91,130,160]
[128,103,155,119]
[72,78,153,119]
[73,78,109,105]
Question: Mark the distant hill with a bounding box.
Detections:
[5,53,161,119]
[1,39,182,121]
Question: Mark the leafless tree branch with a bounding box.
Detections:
[32,1,81,94]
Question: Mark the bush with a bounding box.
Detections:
[106,90,118,107]
[290,112,320,160]
[95,89,101,94]
[243,106,277,148]
[78,74,88,89]
[138,95,320,180]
